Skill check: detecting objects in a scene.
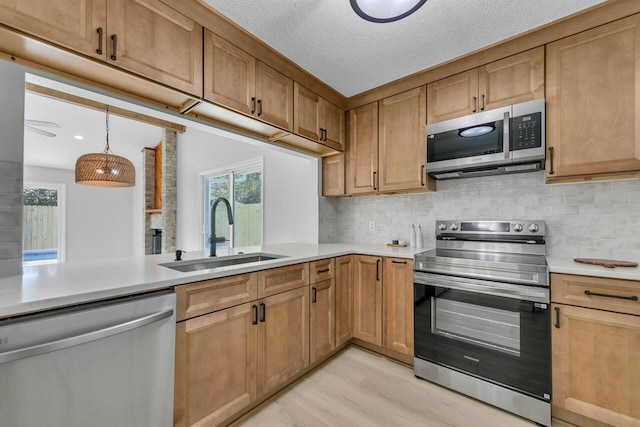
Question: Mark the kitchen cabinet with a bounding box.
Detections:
[257,262,309,298]
[353,255,383,346]
[310,278,335,363]
[546,15,640,181]
[257,286,309,396]
[294,83,345,150]
[346,88,434,195]
[383,258,413,356]
[551,273,640,427]
[335,255,354,347]
[174,302,257,427]
[0,0,203,97]
[204,30,294,131]
[322,154,345,196]
[427,47,544,124]
[378,86,433,192]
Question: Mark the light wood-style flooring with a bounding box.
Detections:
[237,347,572,427]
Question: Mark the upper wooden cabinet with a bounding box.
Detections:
[546,15,640,181]
[294,83,345,150]
[347,102,378,194]
[322,154,345,197]
[378,86,433,192]
[204,30,293,131]
[0,0,203,97]
[427,47,544,124]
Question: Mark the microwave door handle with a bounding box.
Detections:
[503,111,510,159]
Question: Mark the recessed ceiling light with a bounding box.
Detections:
[74,135,84,140]
[350,0,428,23]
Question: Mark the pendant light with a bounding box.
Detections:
[75,106,136,188]
[350,0,428,23]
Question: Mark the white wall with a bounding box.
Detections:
[24,165,140,263]
[177,127,319,251]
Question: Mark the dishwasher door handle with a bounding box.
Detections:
[0,309,174,365]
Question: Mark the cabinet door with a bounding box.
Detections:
[257,263,309,298]
[174,303,257,427]
[107,0,203,96]
[546,15,640,179]
[204,30,255,115]
[310,279,336,363]
[323,100,345,151]
[552,303,640,427]
[478,47,544,112]
[378,86,428,192]
[347,102,379,194]
[353,255,383,346]
[427,69,478,124]
[257,287,309,396]
[0,0,106,60]
[294,83,322,141]
[335,255,354,346]
[255,61,294,131]
[322,154,345,197]
[383,258,414,356]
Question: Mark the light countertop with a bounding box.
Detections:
[0,243,425,319]
[546,256,640,281]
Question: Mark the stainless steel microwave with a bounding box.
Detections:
[425,98,545,179]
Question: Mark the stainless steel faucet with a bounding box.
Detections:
[209,197,234,257]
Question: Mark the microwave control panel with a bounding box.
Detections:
[511,112,542,151]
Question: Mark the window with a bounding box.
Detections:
[22,182,66,265]
[202,160,263,251]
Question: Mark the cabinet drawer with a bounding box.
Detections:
[176,273,258,321]
[310,258,335,283]
[258,263,309,298]
[551,273,640,316]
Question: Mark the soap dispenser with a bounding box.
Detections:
[410,224,416,248]
[416,224,423,249]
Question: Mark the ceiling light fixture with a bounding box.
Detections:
[75,106,135,188]
[74,135,84,140]
[350,0,428,23]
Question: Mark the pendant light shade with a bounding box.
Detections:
[350,0,428,23]
[75,107,135,188]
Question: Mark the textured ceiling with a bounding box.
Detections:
[203,0,607,97]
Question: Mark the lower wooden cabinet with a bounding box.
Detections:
[551,273,640,427]
[383,258,414,356]
[310,278,336,363]
[257,286,309,396]
[335,255,354,346]
[174,302,257,427]
[353,255,383,346]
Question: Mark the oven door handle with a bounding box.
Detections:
[414,272,549,303]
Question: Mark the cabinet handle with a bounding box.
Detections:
[96,27,103,55]
[110,34,117,60]
[480,94,485,111]
[392,260,407,264]
[548,147,554,175]
[372,171,377,190]
[421,165,425,186]
[584,290,638,301]
[321,128,327,141]
[376,259,380,281]
[317,268,330,274]
[312,287,317,303]
[554,307,560,328]
[252,304,258,325]
[251,97,256,114]
[257,99,262,116]
[259,302,266,322]
[472,96,477,113]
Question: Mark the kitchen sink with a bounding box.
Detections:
[159,253,286,272]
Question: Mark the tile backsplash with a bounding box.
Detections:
[0,160,22,277]
[319,171,640,261]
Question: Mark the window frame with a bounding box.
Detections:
[199,157,264,251]
[22,180,66,265]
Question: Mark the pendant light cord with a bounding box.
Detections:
[105,106,111,153]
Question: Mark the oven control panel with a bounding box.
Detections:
[436,220,545,236]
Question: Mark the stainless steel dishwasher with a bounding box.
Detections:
[0,290,176,427]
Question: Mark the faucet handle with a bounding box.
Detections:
[175,249,186,261]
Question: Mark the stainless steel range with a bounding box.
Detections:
[414,220,550,426]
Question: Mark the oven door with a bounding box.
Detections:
[414,272,550,401]
[426,106,511,173]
